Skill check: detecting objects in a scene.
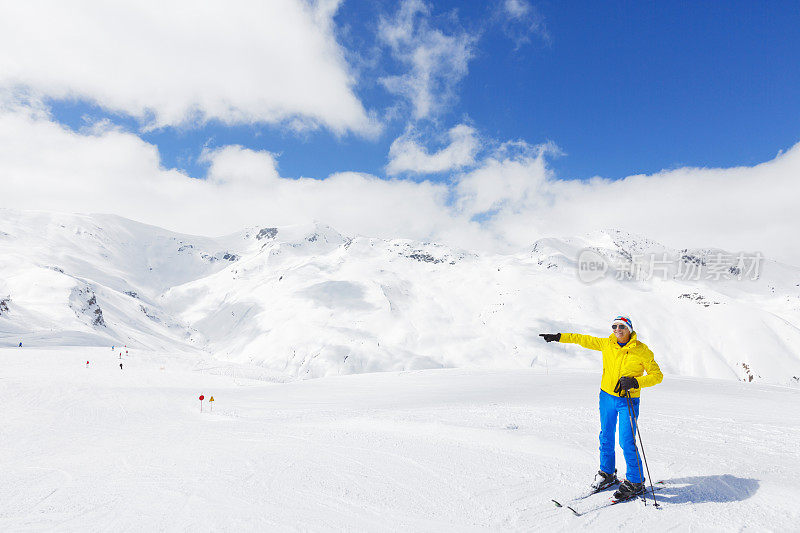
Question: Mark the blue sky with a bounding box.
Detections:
[2,0,800,264]
[47,0,800,182]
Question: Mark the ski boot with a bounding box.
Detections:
[613,479,645,501]
[590,469,618,492]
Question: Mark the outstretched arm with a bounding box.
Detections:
[559,333,606,351]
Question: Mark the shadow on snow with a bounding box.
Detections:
[653,474,759,505]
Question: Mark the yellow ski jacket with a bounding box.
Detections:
[560,332,663,398]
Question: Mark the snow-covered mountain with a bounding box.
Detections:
[1,208,798,385]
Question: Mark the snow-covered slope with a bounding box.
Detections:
[1,208,798,384]
[0,209,249,351]
[2,346,798,531]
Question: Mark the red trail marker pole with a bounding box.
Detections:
[199,394,204,412]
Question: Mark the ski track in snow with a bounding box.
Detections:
[1,347,798,531]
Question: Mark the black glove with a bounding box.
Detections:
[539,333,561,343]
[614,376,639,394]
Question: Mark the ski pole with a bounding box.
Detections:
[624,390,659,508]
[622,391,646,506]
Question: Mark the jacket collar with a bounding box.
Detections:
[608,331,638,347]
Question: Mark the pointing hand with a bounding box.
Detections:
[539,333,561,343]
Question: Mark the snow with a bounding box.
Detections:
[1,208,799,530]
[1,209,799,385]
[1,346,798,531]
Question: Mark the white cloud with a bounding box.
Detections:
[454,142,800,265]
[455,142,555,217]
[200,146,281,187]
[378,0,475,120]
[0,105,460,241]
[1,104,799,266]
[0,0,377,135]
[498,0,550,48]
[386,124,479,175]
[503,0,531,18]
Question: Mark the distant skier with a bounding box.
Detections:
[540,315,663,500]
[119,363,123,370]
[18,341,22,347]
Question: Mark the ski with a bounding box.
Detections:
[555,480,667,516]
[551,481,620,515]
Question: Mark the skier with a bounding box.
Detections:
[540,315,663,501]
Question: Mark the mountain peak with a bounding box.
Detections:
[1,209,798,386]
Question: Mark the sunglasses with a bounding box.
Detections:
[612,324,628,330]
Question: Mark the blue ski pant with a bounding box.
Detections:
[599,390,643,483]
